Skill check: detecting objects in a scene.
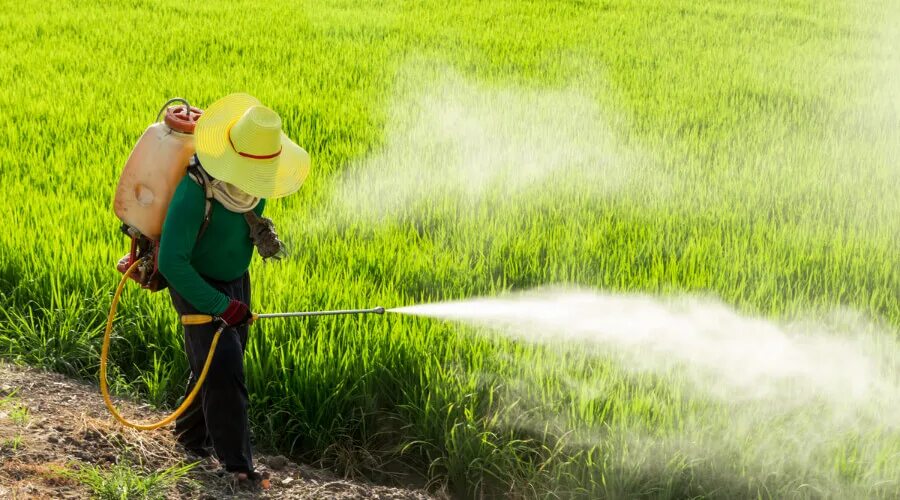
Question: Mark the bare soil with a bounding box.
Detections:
[0,362,436,499]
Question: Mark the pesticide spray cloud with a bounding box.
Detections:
[392,289,899,414]
[301,13,900,488]
[310,58,898,243]
[392,290,900,491]
[318,69,663,228]
[322,61,900,488]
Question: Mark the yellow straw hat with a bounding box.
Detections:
[194,93,310,199]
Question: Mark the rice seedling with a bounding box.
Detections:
[1,0,898,497]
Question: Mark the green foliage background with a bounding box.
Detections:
[1,0,898,497]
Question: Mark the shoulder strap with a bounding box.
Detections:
[187,156,214,243]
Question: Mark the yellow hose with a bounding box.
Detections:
[101,259,223,430]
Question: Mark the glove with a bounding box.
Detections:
[219,299,253,327]
[245,212,285,260]
[116,253,133,274]
[116,254,143,285]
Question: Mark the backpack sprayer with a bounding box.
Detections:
[104,98,384,431]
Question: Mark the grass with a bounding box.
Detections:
[1,0,898,498]
[1,436,24,453]
[1,391,26,454]
[0,388,18,407]
[0,390,29,427]
[9,403,29,427]
[56,460,196,500]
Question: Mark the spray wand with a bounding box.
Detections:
[180,306,386,326]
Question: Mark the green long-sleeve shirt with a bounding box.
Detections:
[158,175,266,315]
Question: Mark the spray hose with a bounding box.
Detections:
[101,260,222,430]
[101,259,385,431]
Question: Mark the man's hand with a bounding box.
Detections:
[219,299,253,327]
[116,254,143,283]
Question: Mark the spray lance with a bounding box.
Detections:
[181,307,385,326]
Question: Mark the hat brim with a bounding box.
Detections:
[194,93,310,199]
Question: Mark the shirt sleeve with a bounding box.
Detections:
[157,177,231,315]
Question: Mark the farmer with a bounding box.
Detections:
[157,93,309,485]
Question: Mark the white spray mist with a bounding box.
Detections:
[312,69,664,229]
[287,29,899,490]
[392,289,899,423]
[391,289,900,493]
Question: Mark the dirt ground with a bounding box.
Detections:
[0,362,435,499]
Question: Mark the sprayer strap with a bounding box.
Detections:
[187,157,214,243]
[198,199,212,241]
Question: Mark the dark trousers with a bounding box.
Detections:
[168,272,254,473]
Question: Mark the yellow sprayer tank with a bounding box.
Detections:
[113,99,203,240]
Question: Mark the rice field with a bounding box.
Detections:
[1,0,899,498]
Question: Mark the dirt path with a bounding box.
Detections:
[0,362,435,499]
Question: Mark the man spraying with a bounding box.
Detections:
[106,93,381,487]
[158,93,309,486]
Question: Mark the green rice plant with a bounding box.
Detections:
[1,0,898,498]
[139,352,182,409]
[0,292,106,378]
